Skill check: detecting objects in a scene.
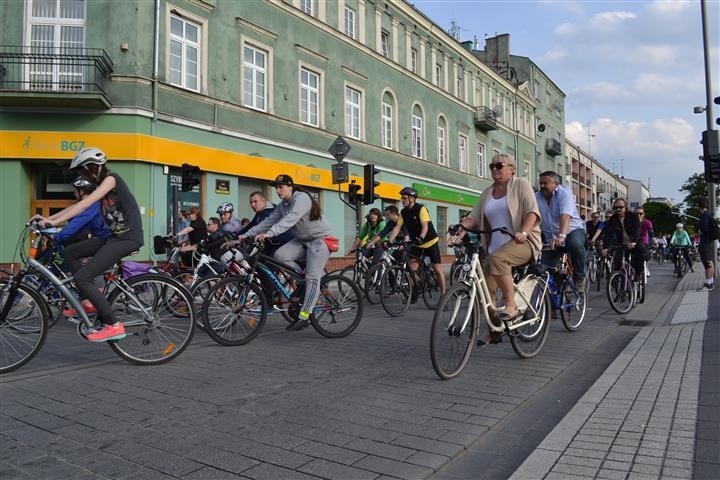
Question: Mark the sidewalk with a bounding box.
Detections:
[510,269,720,480]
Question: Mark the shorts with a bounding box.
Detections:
[699,241,715,266]
[408,242,442,265]
[488,240,534,276]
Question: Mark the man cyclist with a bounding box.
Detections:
[216,202,243,239]
[536,171,586,291]
[601,198,645,279]
[387,187,446,299]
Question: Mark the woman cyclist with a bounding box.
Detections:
[238,174,335,331]
[30,147,144,342]
[346,208,386,264]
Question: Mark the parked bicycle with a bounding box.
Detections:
[430,227,551,380]
[0,223,196,374]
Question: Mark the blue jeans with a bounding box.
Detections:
[540,228,587,282]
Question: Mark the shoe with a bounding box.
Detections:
[497,308,520,322]
[86,322,126,342]
[63,299,96,317]
[285,318,310,331]
[697,283,715,291]
[477,332,502,347]
[573,278,586,292]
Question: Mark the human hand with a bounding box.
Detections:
[255,233,271,242]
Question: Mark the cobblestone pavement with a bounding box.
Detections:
[1,263,713,480]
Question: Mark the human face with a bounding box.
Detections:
[219,211,232,223]
[384,211,398,222]
[591,214,599,222]
[400,195,414,207]
[635,210,644,219]
[538,176,558,197]
[249,194,265,213]
[612,203,626,217]
[275,184,292,201]
[490,161,514,183]
[208,222,219,232]
[368,212,379,223]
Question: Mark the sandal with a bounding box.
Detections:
[497,308,520,322]
[477,331,503,347]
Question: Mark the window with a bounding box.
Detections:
[299,0,314,16]
[476,142,486,178]
[410,48,418,74]
[412,113,424,158]
[456,76,463,100]
[381,101,393,149]
[458,135,468,172]
[437,124,446,165]
[345,86,361,139]
[381,30,390,58]
[344,6,355,39]
[26,0,86,91]
[300,67,319,126]
[533,80,540,99]
[435,63,442,88]
[243,45,266,110]
[169,14,200,91]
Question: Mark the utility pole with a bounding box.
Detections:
[586,122,596,157]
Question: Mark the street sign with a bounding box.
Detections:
[328,136,351,161]
[331,162,349,184]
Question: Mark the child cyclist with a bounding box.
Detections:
[30,147,144,342]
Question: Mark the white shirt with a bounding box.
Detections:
[484,195,513,254]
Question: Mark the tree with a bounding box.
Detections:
[678,173,719,214]
[643,201,677,237]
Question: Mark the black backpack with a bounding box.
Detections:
[708,217,720,241]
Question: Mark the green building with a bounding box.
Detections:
[0,0,542,263]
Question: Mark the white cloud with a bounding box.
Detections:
[646,0,693,17]
[571,82,633,103]
[589,11,637,27]
[554,22,579,36]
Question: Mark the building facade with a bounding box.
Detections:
[0,0,543,262]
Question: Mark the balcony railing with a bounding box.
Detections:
[473,106,498,131]
[545,138,563,156]
[0,45,113,108]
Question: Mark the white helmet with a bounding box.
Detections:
[70,147,107,170]
[221,248,244,264]
[216,202,234,214]
[676,223,683,228]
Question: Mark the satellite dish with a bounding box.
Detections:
[538,123,546,132]
[492,105,503,118]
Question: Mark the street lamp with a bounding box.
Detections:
[694,106,706,114]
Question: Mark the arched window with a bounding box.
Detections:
[437,115,447,165]
[411,103,424,159]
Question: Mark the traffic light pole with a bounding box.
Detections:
[337,184,362,238]
[700,0,717,268]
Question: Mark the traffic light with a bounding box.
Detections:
[715,96,720,126]
[702,129,720,183]
[348,181,362,204]
[181,163,200,192]
[362,164,380,205]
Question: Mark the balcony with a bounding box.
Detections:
[0,45,113,109]
[473,106,498,131]
[545,138,563,156]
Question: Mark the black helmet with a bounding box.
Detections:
[72,177,95,192]
[399,187,418,198]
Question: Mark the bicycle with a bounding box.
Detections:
[201,240,364,341]
[363,245,399,305]
[585,244,599,284]
[605,245,640,314]
[430,227,551,380]
[0,223,196,374]
[338,247,375,295]
[670,245,693,278]
[595,247,612,293]
[449,242,474,286]
[379,240,441,316]
[649,245,665,264]
[538,247,586,332]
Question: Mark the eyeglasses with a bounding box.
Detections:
[613,206,625,210]
[489,162,512,170]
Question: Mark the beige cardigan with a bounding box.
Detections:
[471,176,543,257]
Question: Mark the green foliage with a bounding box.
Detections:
[643,202,681,237]
[678,173,720,212]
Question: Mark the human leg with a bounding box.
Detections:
[300,238,330,315]
[272,239,305,272]
[488,241,534,316]
[566,229,587,282]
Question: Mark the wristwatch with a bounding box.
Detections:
[520,231,528,237]
[558,233,567,239]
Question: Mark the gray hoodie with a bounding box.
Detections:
[245,191,333,241]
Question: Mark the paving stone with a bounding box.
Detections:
[298,459,378,480]
[551,462,598,477]
[403,451,449,470]
[352,455,433,480]
[391,435,464,457]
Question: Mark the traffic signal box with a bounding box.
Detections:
[363,164,380,205]
[181,163,201,192]
[703,98,720,183]
[348,181,362,204]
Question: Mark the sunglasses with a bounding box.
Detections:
[490,162,512,170]
[613,206,625,210]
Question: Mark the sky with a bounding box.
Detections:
[413,0,720,204]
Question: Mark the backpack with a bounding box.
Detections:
[708,218,720,241]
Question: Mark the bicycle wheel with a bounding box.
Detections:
[421,268,441,310]
[107,274,195,365]
[430,284,478,380]
[559,279,586,332]
[364,263,386,305]
[509,276,550,359]
[380,265,412,317]
[595,259,604,292]
[0,282,49,374]
[606,272,635,314]
[586,255,598,284]
[189,275,223,330]
[310,274,363,338]
[637,265,647,304]
[339,265,367,294]
[23,275,65,328]
[202,277,267,346]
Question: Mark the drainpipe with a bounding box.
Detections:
[151,0,160,136]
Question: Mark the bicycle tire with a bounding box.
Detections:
[638,266,647,304]
[449,261,462,286]
[364,263,385,305]
[606,272,635,314]
[421,267,441,310]
[201,277,267,346]
[587,255,598,284]
[430,284,478,380]
[107,274,195,365]
[310,274,363,338]
[23,274,65,328]
[559,280,586,332]
[380,265,412,317]
[509,276,550,359]
[339,264,367,294]
[0,281,49,374]
[189,275,224,330]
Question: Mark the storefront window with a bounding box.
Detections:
[35,164,75,200]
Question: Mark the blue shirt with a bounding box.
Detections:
[535,185,585,241]
[54,201,110,245]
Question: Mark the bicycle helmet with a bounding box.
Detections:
[676,223,683,228]
[216,202,234,214]
[72,176,95,192]
[69,147,107,170]
[399,186,418,198]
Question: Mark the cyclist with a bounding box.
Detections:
[217,202,243,239]
[176,206,207,266]
[634,207,654,277]
[452,153,541,345]
[29,147,143,342]
[231,191,295,255]
[346,208,386,264]
[536,171,586,291]
[53,177,110,247]
[239,174,335,331]
[387,186,447,300]
[669,223,694,274]
[601,199,645,278]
